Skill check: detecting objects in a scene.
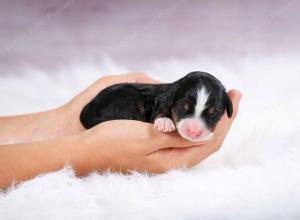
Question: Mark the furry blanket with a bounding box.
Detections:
[0,56,300,219]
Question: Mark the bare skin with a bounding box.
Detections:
[0,73,242,188]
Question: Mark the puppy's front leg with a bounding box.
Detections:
[154,117,176,132]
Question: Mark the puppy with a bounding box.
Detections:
[80,71,233,142]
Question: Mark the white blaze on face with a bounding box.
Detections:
[176,86,214,142]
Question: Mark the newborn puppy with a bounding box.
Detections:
[80,71,233,142]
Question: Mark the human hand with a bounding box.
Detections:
[74,90,242,174]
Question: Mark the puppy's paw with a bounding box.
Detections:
[154,117,176,132]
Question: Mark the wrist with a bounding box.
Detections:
[69,129,108,176]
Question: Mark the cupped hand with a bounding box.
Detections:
[75,90,242,174]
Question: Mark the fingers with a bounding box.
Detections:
[147,144,216,173]
[96,120,203,154]
[72,73,161,107]
[93,73,161,91]
[125,73,161,84]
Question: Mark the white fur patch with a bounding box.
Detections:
[194,86,209,118]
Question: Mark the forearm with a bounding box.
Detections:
[0,106,85,145]
[0,134,90,188]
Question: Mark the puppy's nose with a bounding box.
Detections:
[187,128,202,138]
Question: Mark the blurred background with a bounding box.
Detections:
[1,0,299,75]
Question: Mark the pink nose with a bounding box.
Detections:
[187,129,202,138]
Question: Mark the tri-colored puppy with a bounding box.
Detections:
[80,71,232,142]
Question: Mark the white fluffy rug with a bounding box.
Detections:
[0,56,300,219]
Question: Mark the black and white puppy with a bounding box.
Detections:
[80,71,233,142]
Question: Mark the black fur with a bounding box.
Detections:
[80,71,232,130]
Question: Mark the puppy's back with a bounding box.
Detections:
[80,83,163,128]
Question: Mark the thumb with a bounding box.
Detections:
[227,89,242,119]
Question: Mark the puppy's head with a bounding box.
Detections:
[170,71,233,142]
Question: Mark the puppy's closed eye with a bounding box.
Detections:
[207,106,215,115]
[183,100,190,112]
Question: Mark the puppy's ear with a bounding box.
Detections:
[224,92,233,118]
